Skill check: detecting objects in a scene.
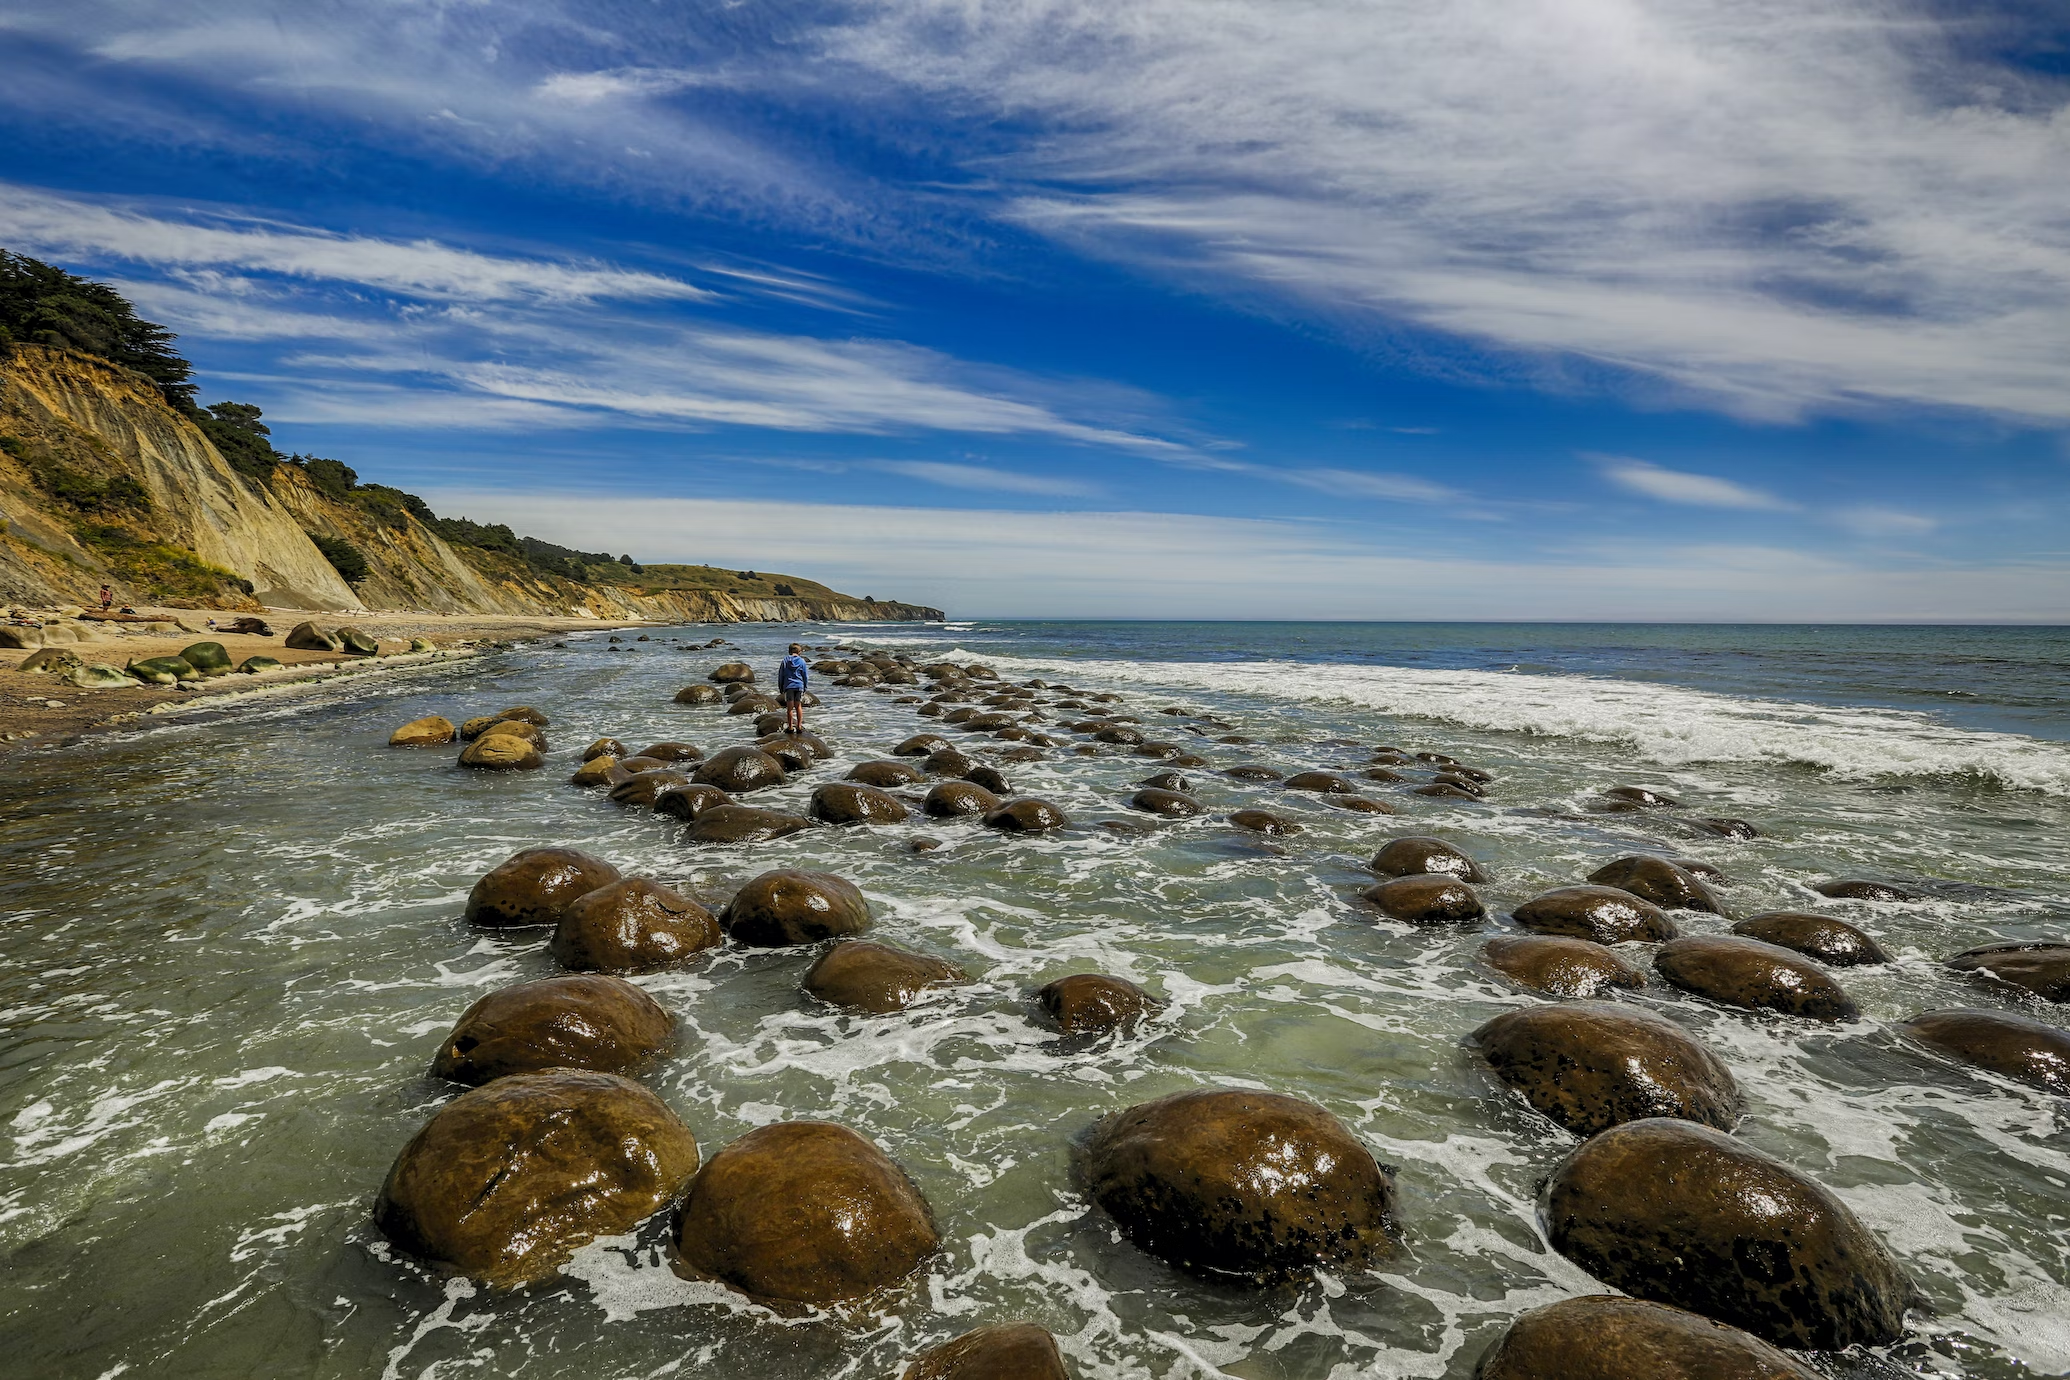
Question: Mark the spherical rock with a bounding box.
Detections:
[901,1323,1069,1380]
[1094,724,1146,745]
[1362,874,1485,926]
[1484,935,1647,998]
[723,870,872,946]
[811,782,911,826]
[1588,856,1724,913]
[894,733,953,757]
[390,715,456,747]
[570,756,624,788]
[924,747,975,777]
[1331,795,1397,814]
[1229,809,1302,835]
[1130,787,1204,818]
[984,798,1070,833]
[1284,770,1358,794]
[1654,936,1857,1021]
[848,759,925,787]
[674,683,722,705]
[1602,785,1682,808]
[803,940,968,1013]
[432,975,674,1085]
[1543,1118,1915,1350]
[172,640,231,677]
[964,765,1012,794]
[582,737,626,761]
[1731,913,1888,967]
[374,1070,699,1286]
[1224,765,1283,782]
[1038,973,1163,1036]
[924,780,1001,817]
[283,621,342,652]
[1372,837,1487,882]
[615,754,666,775]
[686,805,813,845]
[1813,879,1914,902]
[458,733,544,771]
[465,848,622,928]
[609,769,690,808]
[1903,1008,2070,1095]
[552,878,721,973]
[672,1121,938,1307]
[1473,1295,1821,1380]
[692,745,788,793]
[1084,1087,1398,1283]
[1513,886,1676,944]
[640,741,703,763]
[493,705,549,726]
[1945,942,2070,1002]
[466,715,544,747]
[709,661,756,683]
[652,782,733,820]
[1474,1003,1739,1136]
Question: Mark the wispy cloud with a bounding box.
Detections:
[1836,505,1939,538]
[1594,455,1796,511]
[1280,467,1462,504]
[870,460,1099,497]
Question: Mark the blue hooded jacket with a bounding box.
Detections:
[777,654,809,691]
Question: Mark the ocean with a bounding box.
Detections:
[1,620,2066,1378]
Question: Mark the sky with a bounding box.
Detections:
[2,0,2067,620]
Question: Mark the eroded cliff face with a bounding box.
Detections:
[0,346,941,623]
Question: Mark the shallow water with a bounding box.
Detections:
[2,620,2067,1379]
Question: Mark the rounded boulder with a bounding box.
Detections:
[1484,935,1647,998]
[708,661,756,683]
[983,798,1070,833]
[1083,1087,1397,1283]
[803,940,968,1013]
[1131,787,1204,818]
[723,870,872,946]
[1731,912,1889,967]
[1946,942,2070,1002]
[685,804,813,845]
[1903,1008,2070,1095]
[465,847,622,929]
[692,744,788,793]
[924,780,1000,818]
[432,974,674,1085]
[1513,886,1676,944]
[1589,857,1725,914]
[810,782,911,826]
[902,1324,1069,1380]
[551,878,721,973]
[1654,936,1858,1021]
[1473,1002,1739,1137]
[1473,1296,1821,1380]
[1228,809,1301,835]
[672,1121,938,1307]
[848,760,925,788]
[1543,1117,1915,1349]
[1372,837,1487,882]
[1038,973,1164,1036]
[1361,874,1486,927]
[389,715,457,747]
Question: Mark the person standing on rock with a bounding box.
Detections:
[778,644,810,734]
[98,583,113,611]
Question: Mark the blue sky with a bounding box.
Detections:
[3,0,2067,619]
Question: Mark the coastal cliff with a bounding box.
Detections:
[0,346,940,623]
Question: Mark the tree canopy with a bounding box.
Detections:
[0,250,197,408]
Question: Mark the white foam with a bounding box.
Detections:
[960,652,2070,796]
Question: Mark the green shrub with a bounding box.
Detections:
[28,459,152,513]
[309,531,370,584]
[75,524,242,600]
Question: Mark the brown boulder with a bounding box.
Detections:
[902,1324,1069,1380]
[1084,1088,1397,1283]
[894,733,954,757]
[924,780,1001,817]
[1284,770,1358,794]
[615,755,667,775]
[1038,973,1163,1036]
[709,661,756,683]
[1544,1118,1915,1349]
[1730,912,1888,967]
[672,1121,938,1306]
[848,759,925,787]
[457,733,544,771]
[374,1070,700,1286]
[673,683,722,705]
[1361,874,1485,926]
[652,782,733,819]
[1813,879,1915,902]
[1473,1003,1739,1136]
[1946,942,2070,1002]
[803,940,968,1013]
[494,706,549,726]
[552,878,722,973]
[1224,765,1283,782]
[1589,856,1725,913]
[1372,837,1487,882]
[1484,935,1646,998]
[466,716,544,747]
[924,747,975,776]
[1654,936,1858,1021]
[609,769,690,808]
[640,741,703,763]
[692,745,788,792]
[983,798,1070,833]
[1601,785,1682,808]
[1512,886,1676,944]
[1473,1296,1820,1380]
[686,805,814,845]
[1331,795,1396,814]
[582,737,626,761]
[1094,724,1145,745]
[464,847,622,928]
[723,870,872,946]
[1228,809,1301,835]
[1130,787,1204,818]
[432,975,674,1085]
[810,782,911,826]
[1903,1008,2070,1094]
[389,715,456,747]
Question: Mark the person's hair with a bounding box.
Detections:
[788,643,803,653]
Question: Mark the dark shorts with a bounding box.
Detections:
[781,687,804,705]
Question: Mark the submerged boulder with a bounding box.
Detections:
[374,1069,700,1286]
[389,715,456,747]
[1946,942,2070,1002]
[1731,912,1889,967]
[1654,936,1858,1021]
[1903,1008,2070,1095]
[709,661,756,683]
[1284,770,1359,794]
[723,870,872,946]
[570,755,623,788]
[640,741,703,763]
[465,847,622,929]
[432,974,674,1085]
[1130,787,1204,818]
[1813,879,1915,902]
[810,782,911,826]
[901,1324,1069,1380]
[652,782,733,820]
[894,733,954,757]
[803,940,968,1013]
[672,1121,939,1307]
[1473,1002,1739,1136]
[1544,1117,1915,1350]
[1589,857,1725,914]
[686,805,813,845]
[609,769,690,808]
[1512,886,1676,945]
[457,733,544,770]
[552,878,721,973]
[1372,837,1487,882]
[848,759,926,788]
[924,780,1001,818]
[1483,935,1647,998]
[1037,973,1164,1036]
[1361,874,1486,926]
[693,745,788,793]
[983,798,1070,833]
[674,683,722,705]
[1473,1296,1821,1380]
[1083,1087,1397,1283]
[1228,809,1301,836]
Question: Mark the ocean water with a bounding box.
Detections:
[1,620,2066,1379]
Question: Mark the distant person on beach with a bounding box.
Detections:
[777,644,810,734]
[99,584,112,610]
